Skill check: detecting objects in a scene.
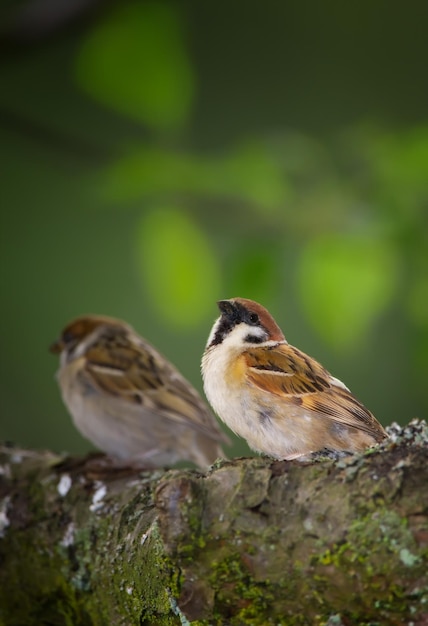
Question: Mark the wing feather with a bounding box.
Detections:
[243,343,385,440]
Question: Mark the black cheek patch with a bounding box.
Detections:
[244,334,265,344]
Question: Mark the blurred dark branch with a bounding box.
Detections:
[0,106,113,163]
[1,0,112,43]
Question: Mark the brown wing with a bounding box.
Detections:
[243,343,386,441]
[83,328,228,443]
[83,337,164,398]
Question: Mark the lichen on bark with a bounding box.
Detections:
[0,420,427,625]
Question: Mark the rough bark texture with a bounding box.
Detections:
[0,420,427,626]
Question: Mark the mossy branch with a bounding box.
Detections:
[0,420,427,626]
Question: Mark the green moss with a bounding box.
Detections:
[0,463,184,626]
[190,497,428,626]
[309,508,428,622]
[204,553,277,625]
[89,515,180,625]
[0,528,90,626]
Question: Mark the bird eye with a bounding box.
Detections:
[62,329,76,344]
[248,312,259,324]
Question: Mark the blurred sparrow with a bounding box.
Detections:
[202,298,387,460]
[51,315,229,469]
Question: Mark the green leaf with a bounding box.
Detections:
[297,234,399,350]
[74,3,194,131]
[135,209,221,327]
[372,127,428,194]
[100,142,288,211]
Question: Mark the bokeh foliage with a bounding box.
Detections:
[1,0,427,458]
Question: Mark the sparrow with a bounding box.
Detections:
[50,315,229,469]
[202,298,387,460]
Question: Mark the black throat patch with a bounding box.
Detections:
[210,316,236,347]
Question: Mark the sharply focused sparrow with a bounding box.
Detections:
[202,298,387,460]
[51,315,229,469]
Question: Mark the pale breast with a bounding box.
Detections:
[202,349,244,429]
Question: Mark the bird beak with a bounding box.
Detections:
[49,339,64,354]
[217,300,235,316]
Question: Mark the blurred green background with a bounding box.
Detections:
[1,0,427,460]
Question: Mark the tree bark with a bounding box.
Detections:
[0,420,427,626]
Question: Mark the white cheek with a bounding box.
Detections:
[60,338,92,368]
[219,323,267,351]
